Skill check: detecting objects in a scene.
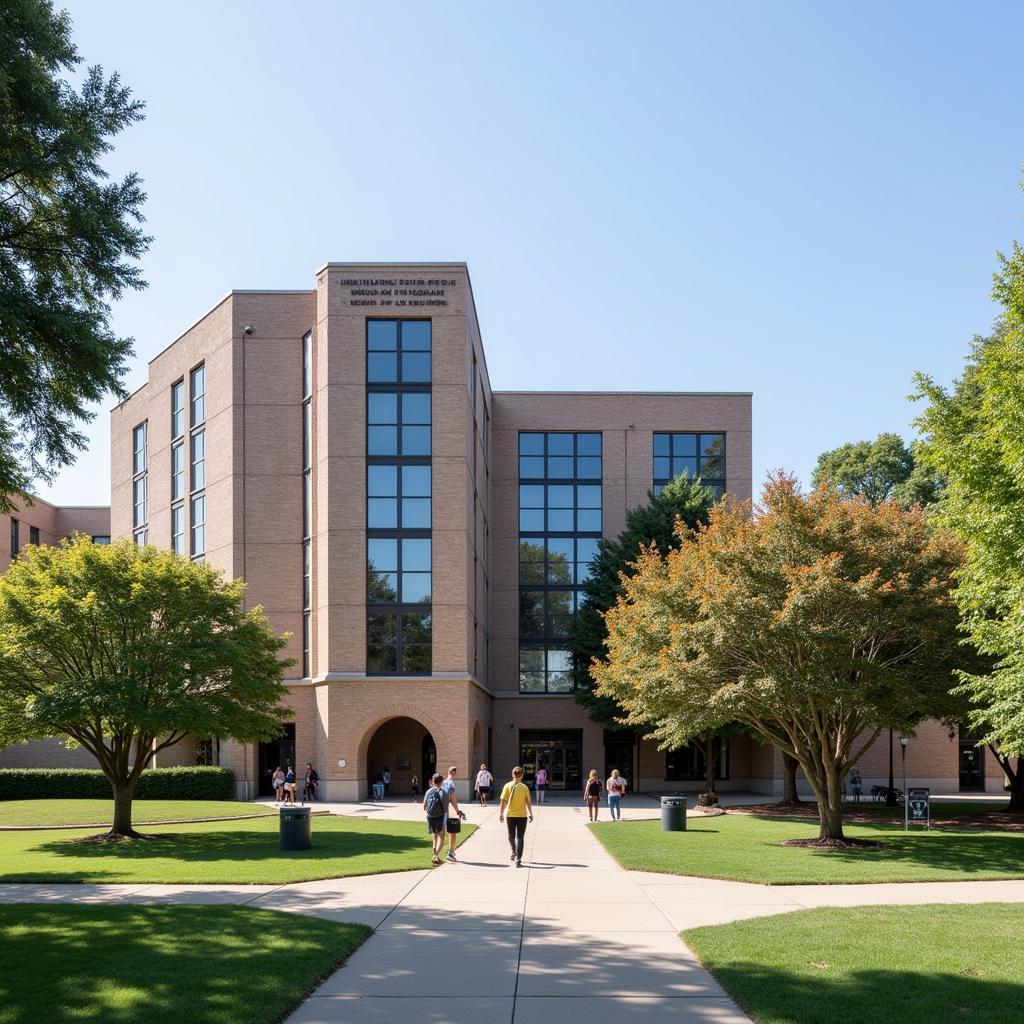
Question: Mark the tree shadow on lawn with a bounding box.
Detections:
[1,824,428,883]
[698,962,1024,1024]
[0,903,369,1024]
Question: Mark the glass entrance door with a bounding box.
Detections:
[959,728,984,791]
[518,730,583,791]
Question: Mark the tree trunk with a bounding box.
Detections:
[702,733,719,806]
[110,782,139,838]
[817,796,846,842]
[778,753,801,805]
[1004,756,1024,813]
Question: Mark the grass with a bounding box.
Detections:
[0,904,368,1024]
[590,814,1024,884]
[0,816,477,884]
[0,800,273,828]
[684,903,1024,1024]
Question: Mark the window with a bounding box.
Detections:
[302,331,312,677]
[366,319,432,674]
[91,535,111,545]
[132,422,148,545]
[190,494,206,558]
[665,738,729,781]
[190,365,205,427]
[9,518,19,558]
[29,525,40,546]
[518,432,601,693]
[171,380,185,439]
[191,430,206,492]
[171,504,185,555]
[653,432,726,497]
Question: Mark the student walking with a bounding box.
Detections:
[474,764,493,807]
[383,766,392,797]
[499,766,533,867]
[423,773,448,866]
[442,766,466,862]
[534,764,548,804]
[606,768,626,820]
[410,774,420,801]
[584,769,602,821]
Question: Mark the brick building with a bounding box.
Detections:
[1,262,1005,799]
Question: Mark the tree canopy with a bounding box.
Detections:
[811,432,942,508]
[593,475,966,842]
[569,473,715,726]
[913,235,1024,810]
[0,0,148,511]
[0,538,291,837]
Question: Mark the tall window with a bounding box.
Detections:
[653,432,725,497]
[9,518,18,558]
[29,525,40,546]
[366,320,432,674]
[518,432,602,693]
[301,331,312,677]
[189,364,206,559]
[132,422,148,544]
[171,380,185,553]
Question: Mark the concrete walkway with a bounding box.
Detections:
[4,800,1024,1022]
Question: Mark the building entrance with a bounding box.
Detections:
[959,728,985,791]
[519,729,582,791]
[257,723,296,796]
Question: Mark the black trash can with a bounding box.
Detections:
[279,805,312,851]
[660,795,687,832]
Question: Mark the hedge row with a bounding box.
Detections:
[0,766,235,800]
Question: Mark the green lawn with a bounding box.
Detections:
[591,815,1024,884]
[0,816,476,884]
[684,904,1024,1024]
[0,904,368,1024]
[1,800,273,827]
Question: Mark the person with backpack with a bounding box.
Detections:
[284,764,297,804]
[498,766,533,867]
[423,773,448,865]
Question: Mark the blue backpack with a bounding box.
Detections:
[424,786,446,817]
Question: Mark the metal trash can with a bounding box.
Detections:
[279,805,312,851]
[660,795,687,832]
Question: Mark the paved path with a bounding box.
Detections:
[5,800,1024,1023]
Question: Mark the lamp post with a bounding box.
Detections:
[900,735,909,831]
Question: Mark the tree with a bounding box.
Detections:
[812,433,943,509]
[0,538,291,838]
[571,473,715,725]
[0,0,149,512]
[593,475,965,844]
[913,235,1024,812]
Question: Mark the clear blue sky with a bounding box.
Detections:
[41,1,1024,506]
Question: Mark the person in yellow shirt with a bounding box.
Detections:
[498,766,534,867]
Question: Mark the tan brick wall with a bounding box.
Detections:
[0,737,98,769]
[1,496,109,574]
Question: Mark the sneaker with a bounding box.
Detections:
[431,855,440,866]
[510,851,516,861]
[447,851,457,862]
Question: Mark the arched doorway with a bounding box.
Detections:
[366,716,435,796]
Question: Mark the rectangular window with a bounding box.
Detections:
[29,526,40,546]
[190,364,206,427]
[302,331,312,678]
[653,432,726,498]
[132,421,149,545]
[9,518,19,558]
[171,441,184,501]
[665,739,729,781]
[91,535,111,545]
[190,494,206,559]
[191,430,206,492]
[133,422,148,475]
[171,503,185,555]
[518,432,601,693]
[366,319,432,674]
[171,380,185,439]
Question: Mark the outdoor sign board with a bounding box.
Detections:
[907,787,930,828]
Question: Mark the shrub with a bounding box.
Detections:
[0,766,235,800]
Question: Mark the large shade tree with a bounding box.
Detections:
[593,475,966,843]
[0,0,148,511]
[0,538,291,837]
[913,235,1024,811]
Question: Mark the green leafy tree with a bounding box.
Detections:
[570,473,715,724]
[593,475,966,843]
[812,433,942,509]
[0,0,149,512]
[0,538,292,838]
[913,235,1024,811]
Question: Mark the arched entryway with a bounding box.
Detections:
[366,716,435,796]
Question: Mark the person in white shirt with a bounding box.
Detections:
[442,766,466,862]
[474,764,494,807]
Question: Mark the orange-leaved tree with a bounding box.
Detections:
[593,474,966,844]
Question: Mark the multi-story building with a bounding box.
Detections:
[0,262,1003,799]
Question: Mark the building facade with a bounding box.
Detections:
[1,262,1003,799]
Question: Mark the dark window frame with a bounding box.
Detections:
[665,737,730,781]
[653,431,726,497]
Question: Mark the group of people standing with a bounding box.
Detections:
[424,763,630,868]
[271,763,319,803]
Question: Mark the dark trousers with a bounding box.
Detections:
[506,816,528,860]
